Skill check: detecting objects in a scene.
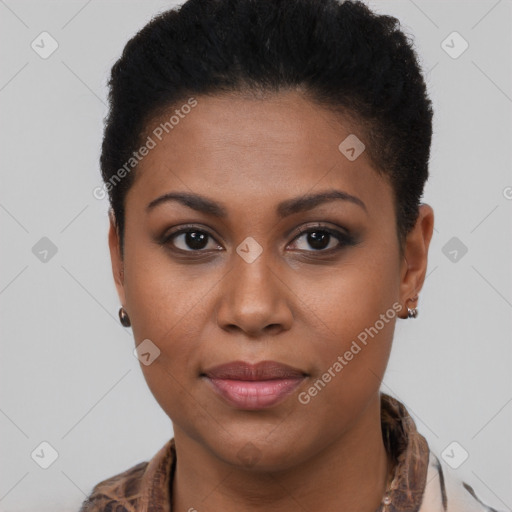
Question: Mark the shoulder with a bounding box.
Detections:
[78,460,148,512]
[419,452,503,512]
[78,438,176,512]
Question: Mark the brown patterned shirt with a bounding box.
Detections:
[78,393,500,512]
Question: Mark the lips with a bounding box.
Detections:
[202,360,307,410]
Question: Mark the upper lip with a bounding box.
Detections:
[203,360,307,380]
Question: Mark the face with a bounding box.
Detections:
[109,90,433,471]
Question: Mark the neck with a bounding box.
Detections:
[172,393,390,512]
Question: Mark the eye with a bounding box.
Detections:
[288,225,353,253]
[162,227,222,252]
[160,223,355,255]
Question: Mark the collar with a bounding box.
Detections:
[379,393,430,511]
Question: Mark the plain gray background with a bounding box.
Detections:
[1,1,511,510]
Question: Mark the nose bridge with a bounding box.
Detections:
[231,241,277,310]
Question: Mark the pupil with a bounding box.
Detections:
[308,231,329,250]
[187,231,208,250]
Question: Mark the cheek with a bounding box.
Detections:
[296,236,400,407]
[123,240,211,343]
[125,265,209,427]
[126,272,210,375]
[121,244,227,421]
[301,237,400,350]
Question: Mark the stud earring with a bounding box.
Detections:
[119,307,131,327]
[406,295,419,319]
[407,306,418,319]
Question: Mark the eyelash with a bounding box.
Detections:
[159,223,356,256]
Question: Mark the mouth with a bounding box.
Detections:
[202,360,308,410]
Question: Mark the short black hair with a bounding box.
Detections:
[101,0,433,257]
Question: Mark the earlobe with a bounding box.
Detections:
[398,204,435,320]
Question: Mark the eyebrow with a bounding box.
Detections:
[146,189,367,217]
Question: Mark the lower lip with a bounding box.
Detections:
[205,377,305,410]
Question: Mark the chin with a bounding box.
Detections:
[206,431,310,472]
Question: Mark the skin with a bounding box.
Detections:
[108,90,434,512]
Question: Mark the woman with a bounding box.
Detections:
[80,0,501,510]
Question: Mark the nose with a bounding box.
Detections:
[215,249,294,338]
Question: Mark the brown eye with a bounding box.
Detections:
[163,228,221,252]
[289,225,355,253]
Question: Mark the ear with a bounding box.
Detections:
[108,209,127,308]
[398,204,435,319]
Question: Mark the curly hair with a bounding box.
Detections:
[100,0,433,257]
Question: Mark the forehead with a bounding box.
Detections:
[127,91,393,219]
